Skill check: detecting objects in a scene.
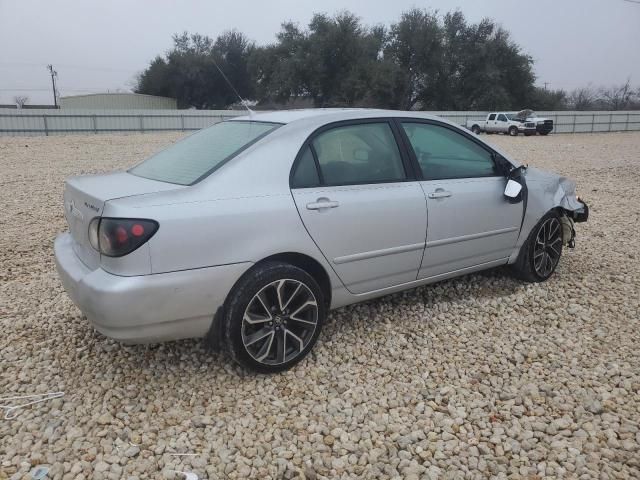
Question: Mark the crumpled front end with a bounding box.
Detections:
[509,167,589,262]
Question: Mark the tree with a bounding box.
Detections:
[14,96,29,108]
[528,87,567,110]
[136,9,540,110]
[136,31,255,109]
[384,10,535,110]
[568,87,597,110]
[251,12,387,107]
[598,80,634,110]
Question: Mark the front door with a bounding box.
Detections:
[290,121,427,294]
[495,113,509,133]
[399,120,522,278]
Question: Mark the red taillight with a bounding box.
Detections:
[131,223,145,237]
[90,218,159,257]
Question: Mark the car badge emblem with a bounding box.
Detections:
[68,199,84,221]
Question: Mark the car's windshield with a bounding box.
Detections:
[129,120,280,185]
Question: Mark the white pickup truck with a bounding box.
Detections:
[466,110,554,136]
[465,112,536,136]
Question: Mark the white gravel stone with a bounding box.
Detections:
[1,132,639,479]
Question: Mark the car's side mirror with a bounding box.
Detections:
[503,165,527,203]
[504,179,523,198]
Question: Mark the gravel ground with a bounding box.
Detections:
[1,131,639,480]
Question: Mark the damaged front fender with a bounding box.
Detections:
[508,166,589,262]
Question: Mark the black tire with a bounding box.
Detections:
[471,125,481,134]
[508,126,518,136]
[539,131,550,136]
[222,261,326,373]
[524,131,534,137]
[512,211,563,282]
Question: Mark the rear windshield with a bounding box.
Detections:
[129,120,280,185]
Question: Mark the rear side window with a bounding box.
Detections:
[401,122,498,180]
[488,114,496,120]
[310,123,406,186]
[130,121,279,185]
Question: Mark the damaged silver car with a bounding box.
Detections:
[54,109,588,373]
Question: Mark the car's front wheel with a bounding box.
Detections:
[223,261,326,373]
[513,211,564,282]
[508,126,519,136]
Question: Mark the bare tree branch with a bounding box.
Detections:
[13,96,29,108]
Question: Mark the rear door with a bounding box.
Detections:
[398,120,522,278]
[485,113,497,132]
[290,120,427,294]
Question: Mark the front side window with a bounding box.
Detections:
[497,114,508,122]
[311,123,406,185]
[130,121,279,185]
[401,122,498,180]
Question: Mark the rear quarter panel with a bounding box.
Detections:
[104,121,344,297]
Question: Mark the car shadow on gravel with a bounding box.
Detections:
[324,266,523,324]
[68,266,525,381]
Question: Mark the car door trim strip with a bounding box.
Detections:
[333,242,426,265]
[426,227,519,248]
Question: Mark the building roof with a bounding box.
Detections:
[59,92,175,101]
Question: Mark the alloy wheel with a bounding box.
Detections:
[533,217,562,277]
[241,279,319,365]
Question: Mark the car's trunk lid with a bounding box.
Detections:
[63,171,182,269]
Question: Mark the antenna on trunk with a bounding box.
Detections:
[211,57,254,117]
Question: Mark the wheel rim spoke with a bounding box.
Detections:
[285,328,305,353]
[256,292,273,318]
[255,331,275,361]
[244,327,273,347]
[241,278,318,366]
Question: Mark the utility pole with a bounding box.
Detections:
[47,64,58,108]
[543,82,550,90]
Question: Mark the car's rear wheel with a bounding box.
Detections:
[223,261,326,373]
[508,126,518,136]
[471,125,481,134]
[513,211,564,282]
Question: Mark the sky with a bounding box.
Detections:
[1,0,639,105]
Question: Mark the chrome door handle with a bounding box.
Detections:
[306,198,340,210]
[428,190,452,199]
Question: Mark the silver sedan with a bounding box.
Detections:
[54,109,588,372]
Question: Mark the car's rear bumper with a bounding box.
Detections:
[54,233,251,344]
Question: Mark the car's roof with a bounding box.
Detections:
[230,108,443,128]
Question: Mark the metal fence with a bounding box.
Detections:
[0,109,244,137]
[1,108,639,137]
[433,111,640,134]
